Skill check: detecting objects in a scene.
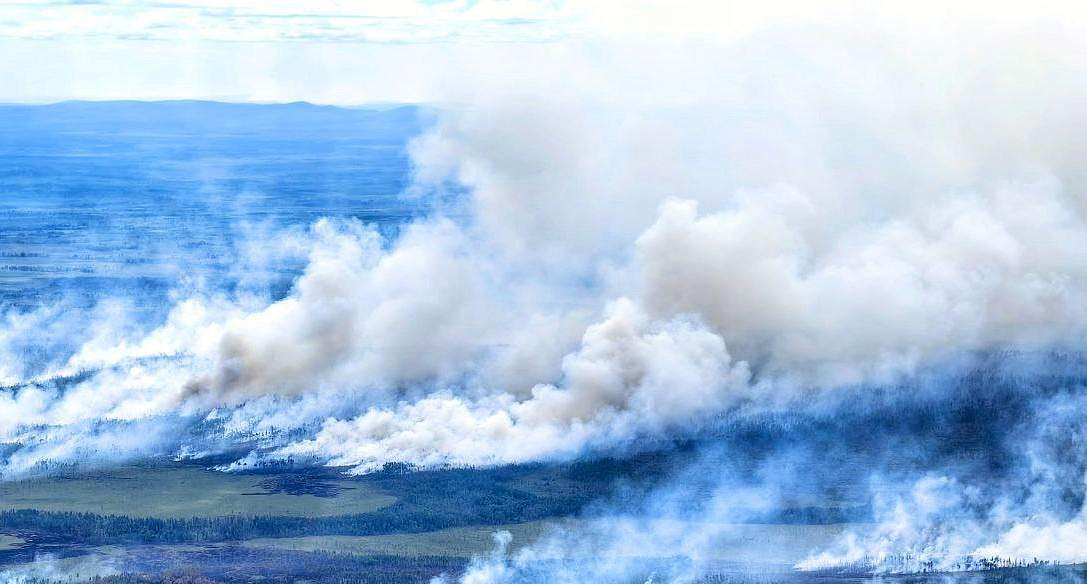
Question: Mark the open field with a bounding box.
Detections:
[241,521,555,558]
[0,460,605,547]
[0,465,395,518]
[240,520,853,564]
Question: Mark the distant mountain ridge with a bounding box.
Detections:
[0,100,431,138]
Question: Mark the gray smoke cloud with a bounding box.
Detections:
[253,298,752,471]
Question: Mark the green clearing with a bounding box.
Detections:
[239,520,854,564]
[0,466,395,519]
[0,534,24,550]
[241,521,555,557]
[698,522,854,564]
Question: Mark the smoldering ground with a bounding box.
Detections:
[434,352,1087,582]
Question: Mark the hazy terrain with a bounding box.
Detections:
[4,98,1087,584]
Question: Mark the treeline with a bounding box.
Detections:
[0,505,528,545]
[817,553,1066,576]
[12,549,464,584]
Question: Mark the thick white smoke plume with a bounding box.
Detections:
[262,298,751,470]
[4,0,1087,575]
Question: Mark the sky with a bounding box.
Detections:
[4,0,1084,105]
[0,0,568,103]
[0,0,615,104]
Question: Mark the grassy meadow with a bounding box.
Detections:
[0,465,395,518]
[240,521,555,558]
